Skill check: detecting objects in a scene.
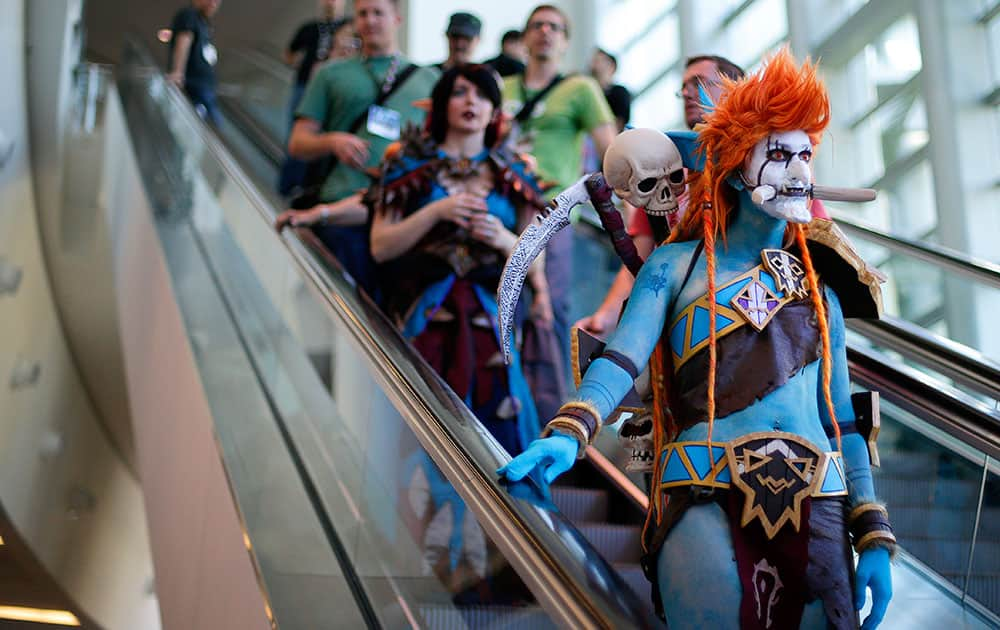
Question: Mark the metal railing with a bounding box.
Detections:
[835,215,1000,291]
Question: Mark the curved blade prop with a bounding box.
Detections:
[498,175,591,364]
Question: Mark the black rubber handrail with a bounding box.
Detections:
[847,343,1000,461]
[847,315,1000,402]
[835,215,1000,290]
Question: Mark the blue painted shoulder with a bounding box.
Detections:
[646,238,700,267]
[666,130,704,172]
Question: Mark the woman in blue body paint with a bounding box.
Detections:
[500,50,894,629]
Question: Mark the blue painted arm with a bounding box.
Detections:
[499,248,677,485]
[824,288,892,628]
[577,250,675,417]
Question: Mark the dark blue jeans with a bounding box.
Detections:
[184,81,222,127]
[546,227,572,374]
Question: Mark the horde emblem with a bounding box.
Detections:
[727,432,822,539]
[761,249,808,299]
[731,280,782,331]
[752,558,784,628]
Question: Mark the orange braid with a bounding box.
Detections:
[642,344,669,550]
[703,203,718,458]
[796,224,842,452]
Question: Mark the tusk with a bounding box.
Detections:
[497,175,592,364]
[752,184,877,204]
[810,185,877,203]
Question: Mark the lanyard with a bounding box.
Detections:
[514,73,565,123]
[360,53,402,97]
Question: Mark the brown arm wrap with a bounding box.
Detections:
[848,502,897,556]
[539,400,603,460]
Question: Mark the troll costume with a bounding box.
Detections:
[499,50,895,629]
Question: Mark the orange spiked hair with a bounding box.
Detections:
[671,47,831,243]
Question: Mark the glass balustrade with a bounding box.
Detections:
[115,39,656,629]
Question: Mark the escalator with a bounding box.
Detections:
[113,40,999,628]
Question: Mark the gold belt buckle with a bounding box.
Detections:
[725,431,824,539]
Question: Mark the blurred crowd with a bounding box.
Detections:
[167,0,748,461]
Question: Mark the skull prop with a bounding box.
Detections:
[602,128,685,217]
[618,412,655,472]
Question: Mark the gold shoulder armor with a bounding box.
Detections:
[804,218,887,319]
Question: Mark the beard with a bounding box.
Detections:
[761,195,811,223]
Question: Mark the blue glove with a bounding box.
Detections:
[497,432,578,484]
[855,547,892,629]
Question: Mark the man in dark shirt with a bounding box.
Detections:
[485,30,527,77]
[285,0,348,94]
[280,0,350,194]
[590,47,631,131]
[167,0,222,126]
[434,12,481,71]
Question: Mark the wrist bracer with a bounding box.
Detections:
[540,400,602,459]
[848,502,897,556]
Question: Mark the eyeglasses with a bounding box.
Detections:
[526,20,566,34]
[675,77,721,98]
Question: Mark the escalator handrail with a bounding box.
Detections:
[218,92,286,164]
[834,214,1000,290]
[125,38,658,629]
[847,315,1000,401]
[848,343,1000,461]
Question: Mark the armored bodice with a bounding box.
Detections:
[665,249,823,430]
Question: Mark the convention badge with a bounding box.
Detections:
[202,43,218,66]
[366,104,401,140]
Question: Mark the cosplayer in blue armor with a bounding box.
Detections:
[500,50,895,629]
[368,64,552,456]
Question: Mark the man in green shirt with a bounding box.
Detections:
[502,4,616,414]
[289,0,438,293]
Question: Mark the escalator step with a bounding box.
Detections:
[551,486,610,523]
[576,523,643,564]
[417,604,549,629]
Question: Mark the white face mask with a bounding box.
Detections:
[742,130,813,223]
